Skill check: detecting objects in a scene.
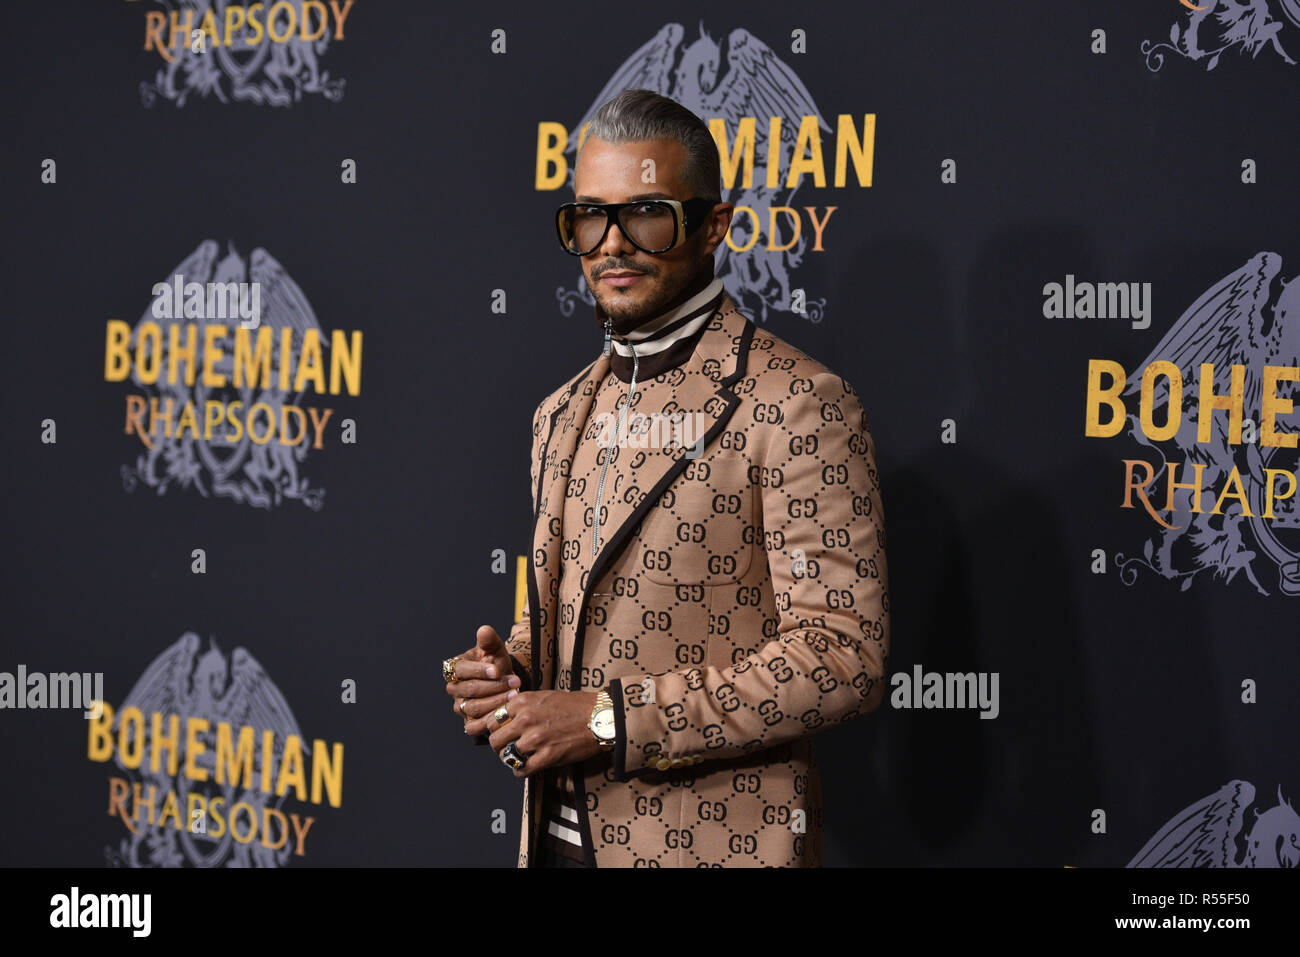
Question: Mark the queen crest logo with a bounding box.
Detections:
[135,0,353,108]
[1143,0,1300,71]
[1085,252,1300,596]
[1129,779,1299,867]
[104,239,365,511]
[87,633,344,867]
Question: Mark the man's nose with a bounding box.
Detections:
[596,216,636,257]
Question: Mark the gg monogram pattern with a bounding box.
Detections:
[504,293,890,866]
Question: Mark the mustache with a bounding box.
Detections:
[596,264,654,278]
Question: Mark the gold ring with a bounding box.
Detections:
[443,656,463,683]
[493,705,510,725]
[459,698,470,716]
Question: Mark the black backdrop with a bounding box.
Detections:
[1,1,1296,867]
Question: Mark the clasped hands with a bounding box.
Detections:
[445,625,601,778]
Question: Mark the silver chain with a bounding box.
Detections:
[593,317,638,556]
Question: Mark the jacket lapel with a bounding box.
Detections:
[527,353,608,694]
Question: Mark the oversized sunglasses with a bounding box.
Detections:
[556,197,717,256]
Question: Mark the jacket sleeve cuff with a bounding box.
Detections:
[607,678,629,781]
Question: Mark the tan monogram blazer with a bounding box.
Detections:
[504,292,889,866]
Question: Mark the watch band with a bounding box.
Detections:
[590,689,615,751]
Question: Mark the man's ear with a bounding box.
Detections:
[702,204,732,257]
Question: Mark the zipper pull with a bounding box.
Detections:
[602,317,612,357]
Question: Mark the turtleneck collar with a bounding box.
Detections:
[593,258,726,384]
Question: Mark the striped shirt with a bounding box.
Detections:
[540,768,587,865]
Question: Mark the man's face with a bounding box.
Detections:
[573,136,729,328]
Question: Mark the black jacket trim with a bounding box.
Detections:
[607,677,628,781]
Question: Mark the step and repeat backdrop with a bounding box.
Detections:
[1,1,1296,867]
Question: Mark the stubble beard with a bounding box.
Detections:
[593,272,682,333]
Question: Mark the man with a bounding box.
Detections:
[444,88,890,867]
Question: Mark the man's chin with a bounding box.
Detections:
[595,291,653,323]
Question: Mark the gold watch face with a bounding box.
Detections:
[593,708,615,739]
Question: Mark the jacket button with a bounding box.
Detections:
[655,757,672,771]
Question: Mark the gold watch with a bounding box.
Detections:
[588,689,616,751]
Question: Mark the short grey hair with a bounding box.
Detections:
[580,89,722,203]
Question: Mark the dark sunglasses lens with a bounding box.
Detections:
[559,206,608,254]
[558,203,677,254]
[619,203,675,252]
